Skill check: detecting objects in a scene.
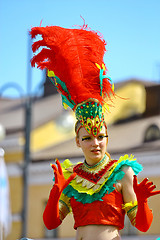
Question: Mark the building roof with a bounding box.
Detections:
[0,93,63,131]
[0,79,160,162]
[115,78,159,89]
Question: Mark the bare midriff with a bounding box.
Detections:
[76,225,121,240]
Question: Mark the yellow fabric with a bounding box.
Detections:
[122,201,138,226]
[59,192,72,219]
[122,200,138,212]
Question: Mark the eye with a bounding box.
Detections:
[82,136,91,141]
[98,135,104,140]
[98,135,108,140]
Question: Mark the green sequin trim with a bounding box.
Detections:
[75,100,103,121]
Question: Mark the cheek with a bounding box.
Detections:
[100,139,107,148]
[80,141,91,151]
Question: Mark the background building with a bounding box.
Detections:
[0,78,160,240]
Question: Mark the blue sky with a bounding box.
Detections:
[0,0,160,97]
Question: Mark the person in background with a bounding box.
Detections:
[30,22,160,240]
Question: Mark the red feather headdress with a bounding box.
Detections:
[30,23,114,136]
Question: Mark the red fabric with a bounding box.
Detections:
[43,160,76,230]
[70,190,125,230]
[43,185,62,230]
[135,200,153,232]
[133,176,160,232]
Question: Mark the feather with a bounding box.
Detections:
[30,25,114,108]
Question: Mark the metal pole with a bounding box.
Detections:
[21,32,32,237]
[22,99,32,237]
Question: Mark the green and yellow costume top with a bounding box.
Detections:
[58,154,143,229]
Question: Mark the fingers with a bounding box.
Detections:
[133,175,137,182]
[138,179,156,191]
[50,161,60,185]
[133,175,138,188]
[54,171,58,184]
[64,172,77,189]
[138,177,149,187]
[136,178,153,190]
[68,172,77,183]
[146,181,153,186]
[150,190,160,196]
[133,176,149,187]
[145,181,154,189]
[51,159,62,174]
[133,175,160,200]
[50,163,58,171]
[50,160,76,189]
[146,185,156,193]
[55,159,63,175]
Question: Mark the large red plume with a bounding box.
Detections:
[30,24,113,106]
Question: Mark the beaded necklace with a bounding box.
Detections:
[84,153,107,170]
[74,153,117,184]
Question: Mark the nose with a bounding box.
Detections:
[92,137,99,146]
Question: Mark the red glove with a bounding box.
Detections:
[133,175,160,232]
[43,159,76,229]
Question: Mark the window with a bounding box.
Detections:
[144,124,160,142]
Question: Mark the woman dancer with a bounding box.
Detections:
[30,22,160,240]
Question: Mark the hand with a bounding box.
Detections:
[133,175,160,202]
[51,159,76,193]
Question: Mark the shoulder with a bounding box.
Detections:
[114,154,143,175]
[111,155,143,192]
[115,156,141,199]
[121,165,135,176]
[120,166,135,184]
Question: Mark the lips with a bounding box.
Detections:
[91,149,100,153]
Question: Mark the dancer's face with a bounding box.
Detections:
[76,125,108,166]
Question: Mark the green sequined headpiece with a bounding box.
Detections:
[75,99,104,137]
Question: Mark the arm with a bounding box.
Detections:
[121,166,137,204]
[120,167,138,226]
[43,159,76,230]
[133,175,160,232]
[121,167,160,232]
